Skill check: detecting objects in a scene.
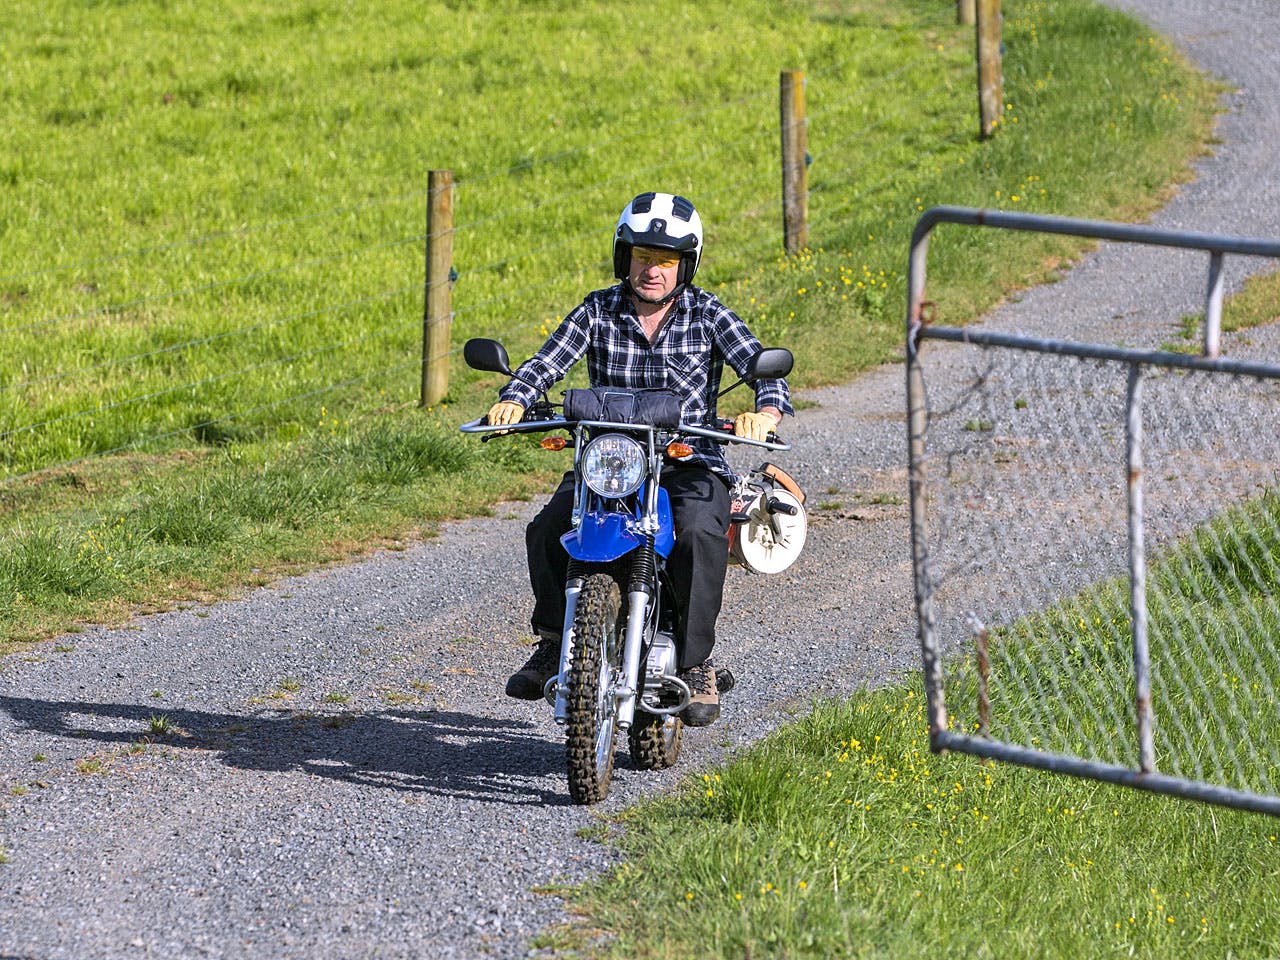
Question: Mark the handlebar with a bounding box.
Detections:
[459,415,565,436]
[676,422,789,451]
[458,415,791,451]
[767,496,799,516]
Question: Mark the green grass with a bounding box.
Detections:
[565,493,1280,958]
[1,0,979,475]
[0,0,1223,646]
[147,713,176,736]
[4,4,1276,953]
[0,415,554,645]
[565,685,1280,959]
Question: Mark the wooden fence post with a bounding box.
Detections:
[421,169,454,408]
[976,0,1003,139]
[780,70,808,255]
[957,0,975,26]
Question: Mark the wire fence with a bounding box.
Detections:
[0,36,965,486]
[906,209,1280,816]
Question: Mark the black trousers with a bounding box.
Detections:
[525,464,732,670]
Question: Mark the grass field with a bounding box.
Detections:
[3,0,980,475]
[0,0,1221,645]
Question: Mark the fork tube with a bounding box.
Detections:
[618,538,656,729]
[644,438,661,528]
[570,428,586,528]
[554,569,585,724]
[618,590,648,730]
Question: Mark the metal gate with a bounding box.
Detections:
[906,206,1280,815]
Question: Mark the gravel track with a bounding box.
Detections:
[3,3,1279,957]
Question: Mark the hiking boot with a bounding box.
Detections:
[679,660,721,727]
[506,635,560,700]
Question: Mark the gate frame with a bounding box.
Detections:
[906,205,1280,816]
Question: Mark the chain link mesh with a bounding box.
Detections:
[915,337,1280,803]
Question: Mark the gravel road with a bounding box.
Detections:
[3,3,1279,957]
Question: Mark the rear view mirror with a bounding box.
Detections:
[463,338,514,376]
[714,346,793,400]
[744,347,793,382]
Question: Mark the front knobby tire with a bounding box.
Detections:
[628,711,683,770]
[566,573,623,804]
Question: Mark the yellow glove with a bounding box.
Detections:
[487,400,526,427]
[733,411,776,442]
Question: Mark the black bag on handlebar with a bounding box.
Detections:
[562,387,682,428]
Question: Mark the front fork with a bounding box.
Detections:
[551,570,584,725]
[616,587,649,729]
[552,545,655,730]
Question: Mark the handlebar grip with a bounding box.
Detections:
[482,412,532,427]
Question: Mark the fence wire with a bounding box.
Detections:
[907,207,1280,816]
[920,344,1280,779]
[2,56,962,486]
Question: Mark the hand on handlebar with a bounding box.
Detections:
[486,400,526,428]
[733,411,777,443]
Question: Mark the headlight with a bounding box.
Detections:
[582,434,646,497]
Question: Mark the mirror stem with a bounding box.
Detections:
[715,377,746,400]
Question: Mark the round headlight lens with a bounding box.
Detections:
[582,434,646,497]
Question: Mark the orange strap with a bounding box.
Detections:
[759,462,805,505]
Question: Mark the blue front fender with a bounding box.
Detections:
[561,487,675,562]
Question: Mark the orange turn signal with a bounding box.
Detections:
[540,436,567,451]
[666,441,694,459]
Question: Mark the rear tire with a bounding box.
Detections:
[628,711,683,770]
[566,573,623,804]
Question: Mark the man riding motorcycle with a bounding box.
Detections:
[488,191,792,726]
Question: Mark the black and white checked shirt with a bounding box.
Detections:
[499,283,792,478]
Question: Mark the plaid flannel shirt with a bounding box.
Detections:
[499,283,792,478]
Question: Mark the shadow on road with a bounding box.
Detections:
[0,694,575,806]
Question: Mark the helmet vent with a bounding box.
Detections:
[671,195,694,221]
[631,192,656,214]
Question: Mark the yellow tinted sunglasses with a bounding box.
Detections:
[632,247,682,268]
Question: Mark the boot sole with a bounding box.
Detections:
[505,679,549,700]
[682,704,721,727]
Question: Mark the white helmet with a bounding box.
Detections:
[613,192,704,286]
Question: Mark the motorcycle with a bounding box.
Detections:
[460,337,804,804]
